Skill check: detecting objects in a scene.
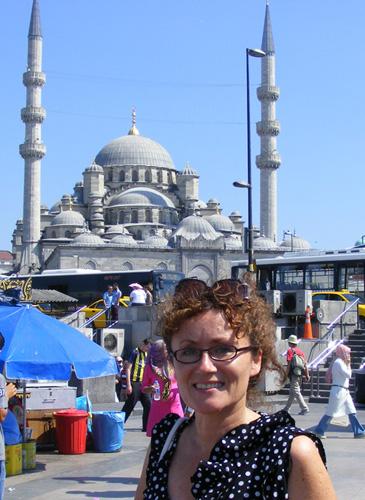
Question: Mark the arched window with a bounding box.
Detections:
[65,230,72,238]
[108,170,113,182]
[51,231,56,239]
[157,170,163,183]
[168,171,172,184]
[157,262,168,270]
[146,209,152,223]
[119,170,125,182]
[119,212,125,224]
[159,211,165,224]
[145,170,152,183]
[136,230,142,240]
[121,261,133,271]
[132,210,138,223]
[84,260,97,270]
[132,170,139,182]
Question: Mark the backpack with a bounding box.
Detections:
[290,349,305,376]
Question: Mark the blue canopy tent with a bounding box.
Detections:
[0,303,118,440]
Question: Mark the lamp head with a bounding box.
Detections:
[233,180,251,189]
[247,48,266,58]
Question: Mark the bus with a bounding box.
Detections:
[231,248,365,296]
[27,268,184,305]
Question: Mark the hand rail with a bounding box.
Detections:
[80,306,110,328]
[60,305,87,324]
[307,298,359,364]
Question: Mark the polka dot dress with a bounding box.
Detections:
[144,410,326,499]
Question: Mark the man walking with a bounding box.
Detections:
[122,339,151,431]
[111,283,122,321]
[103,285,114,324]
[283,334,310,415]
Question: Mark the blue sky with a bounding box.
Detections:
[2,0,365,251]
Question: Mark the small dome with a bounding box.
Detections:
[50,200,61,214]
[280,235,311,251]
[110,234,138,247]
[51,210,85,226]
[192,200,207,209]
[95,134,175,170]
[230,211,241,217]
[143,234,169,248]
[207,198,219,205]
[88,161,103,173]
[253,236,278,251]
[182,163,198,176]
[108,187,175,208]
[105,225,131,238]
[72,232,105,245]
[204,213,235,233]
[225,235,242,250]
[172,214,220,241]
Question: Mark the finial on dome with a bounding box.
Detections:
[128,108,140,136]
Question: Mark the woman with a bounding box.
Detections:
[142,340,184,437]
[314,343,365,439]
[135,278,335,499]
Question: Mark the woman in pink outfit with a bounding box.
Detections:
[142,340,184,436]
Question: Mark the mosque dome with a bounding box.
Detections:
[142,234,169,248]
[87,161,103,173]
[182,163,198,176]
[172,214,220,241]
[51,210,85,226]
[72,232,105,245]
[224,235,243,250]
[204,213,235,233]
[95,134,175,170]
[191,200,207,210]
[253,236,278,251]
[108,187,175,208]
[280,235,311,251]
[104,225,131,239]
[110,234,138,247]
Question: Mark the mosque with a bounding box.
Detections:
[12,1,310,283]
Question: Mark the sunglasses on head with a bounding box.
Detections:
[174,278,250,300]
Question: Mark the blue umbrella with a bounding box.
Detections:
[0,304,117,380]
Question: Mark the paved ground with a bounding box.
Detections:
[5,400,365,499]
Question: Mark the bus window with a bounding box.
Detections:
[275,266,304,290]
[305,264,334,291]
[339,264,365,296]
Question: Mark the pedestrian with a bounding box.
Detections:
[102,285,114,324]
[313,344,365,439]
[135,277,335,499]
[115,356,124,401]
[141,340,183,437]
[122,339,151,431]
[283,334,310,415]
[128,283,147,306]
[111,282,122,321]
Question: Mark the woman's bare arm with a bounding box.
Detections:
[288,435,336,500]
[134,444,151,500]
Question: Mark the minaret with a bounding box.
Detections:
[19,0,46,272]
[256,1,281,242]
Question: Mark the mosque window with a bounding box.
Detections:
[157,262,168,270]
[108,170,113,182]
[132,210,138,223]
[136,230,142,240]
[119,212,125,224]
[146,209,152,223]
[145,170,152,183]
[85,260,96,270]
[51,231,56,238]
[119,170,125,182]
[168,171,172,183]
[159,211,165,224]
[65,231,72,238]
[121,261,133,271]
[157,171,163,183]
[132,170,139,182]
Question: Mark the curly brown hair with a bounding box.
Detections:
[158,275,286,393]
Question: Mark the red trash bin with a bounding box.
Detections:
[55,409,88,454]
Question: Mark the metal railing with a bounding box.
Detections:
[306,298,358,399]
[60,305,87,325]
[80,307,110,328]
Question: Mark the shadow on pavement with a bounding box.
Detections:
[56,476,138,485]
[66,490,136,498]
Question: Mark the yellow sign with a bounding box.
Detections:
[0,277,32,301]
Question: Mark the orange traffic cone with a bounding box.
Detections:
[303,305,313,339]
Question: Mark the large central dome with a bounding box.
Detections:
[95,134,175,170]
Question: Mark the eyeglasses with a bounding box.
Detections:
[171,344,256,364]
[174,278,250,300]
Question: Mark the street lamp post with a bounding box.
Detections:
[233,48,265,273]
[283,230,295,251]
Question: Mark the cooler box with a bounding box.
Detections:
[92,411,125,452]
[55,409,88,454]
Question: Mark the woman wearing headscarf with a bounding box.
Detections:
[141,340,184,436]
[314,343,365,439]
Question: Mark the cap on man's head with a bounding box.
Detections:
[288,334,298,345]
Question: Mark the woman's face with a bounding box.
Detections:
[170,309,261,415]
